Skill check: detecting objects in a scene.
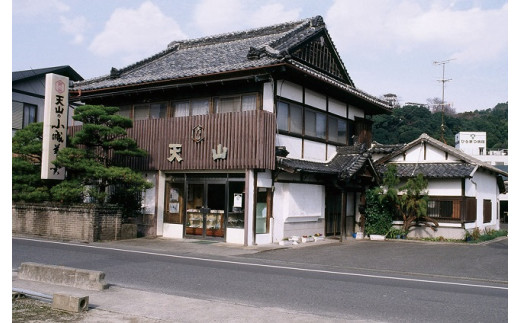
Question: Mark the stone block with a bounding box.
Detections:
[52,293,89,312]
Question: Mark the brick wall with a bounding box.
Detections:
[12,203,122,242]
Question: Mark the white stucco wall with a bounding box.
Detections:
[156,171,166,236]
[304,88,326,111]
[328,98,347,118]
[276,134,302,159]
[427,179,462,196]
[303,139,327,161]
[272,182,325,242]
[348,105,364,120]
[262,81,274,112]
[277,80,302,102]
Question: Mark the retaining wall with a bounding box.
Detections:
[12,203,122,242]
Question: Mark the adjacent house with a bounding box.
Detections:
[12,65,83,136]
[374,133,507,239]
[69,16,392,245]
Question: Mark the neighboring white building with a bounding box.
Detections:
[375,134,507,239]
[455,131,508,166]
[455,132,508,223]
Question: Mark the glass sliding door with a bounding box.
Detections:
[185,181,226,238]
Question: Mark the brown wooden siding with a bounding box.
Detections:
[71,110,276,171]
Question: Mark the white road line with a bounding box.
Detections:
[14,237,508,291]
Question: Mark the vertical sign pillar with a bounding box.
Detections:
[41,73,69,180]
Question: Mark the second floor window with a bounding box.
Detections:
[214,94,257,114]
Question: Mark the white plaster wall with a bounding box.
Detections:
[226,228,245,244]
[272,182,325,242]
[272,182,287,243]
[276,134,302,159]
[427,179,462,196]
[304,88,326,111]
[277,80,302,103]
[348,105,364,120]
[246,170,255,245]
[472,170,500,229]
[256,170,272,187]
[327,145,337,160]
[156,171,166,236]
[328,98,347,118]
[262,82,274,112]
[426,145,451,161]
[162,223,183,239]
[303,139,327,161]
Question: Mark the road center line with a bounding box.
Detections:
[14,237,508,291]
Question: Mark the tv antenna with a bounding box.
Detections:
[433,59,454,143]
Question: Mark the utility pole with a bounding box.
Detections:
[433,59,454,143]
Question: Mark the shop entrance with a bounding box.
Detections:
[185,181,226,239]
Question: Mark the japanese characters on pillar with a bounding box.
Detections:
[41,73,69,180]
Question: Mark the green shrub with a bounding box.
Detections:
[364,188,393,235]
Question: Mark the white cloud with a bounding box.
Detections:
[193,0,302,35]
[60,16,89,45]
[249,3,301,28]
[89,1,186,63]
[193,0,245,35]
[13,0,69,17]
[325,0,507,64]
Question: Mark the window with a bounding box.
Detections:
[191,99,209,116]
[255,187,272,234]
[276,101,303,135]
[214,94,257,114]
[427,198,464,220]
[150,103,167,119]
[428,200,460,219]
[305,109,326,139]
[118,106,132,118]
[483,199,492,223]
[133,104,149,121]
[23,103,37,128]
[328,116,347,144]
[172,101,189,117]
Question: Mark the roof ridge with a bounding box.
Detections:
[167,16,319,51]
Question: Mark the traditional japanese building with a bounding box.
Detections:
[70,16,392,245]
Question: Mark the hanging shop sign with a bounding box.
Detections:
[41,73,69,180]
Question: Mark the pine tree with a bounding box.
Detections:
[52,105,152,216]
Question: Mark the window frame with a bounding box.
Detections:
[276,98,350,145]
[23,103,37,128]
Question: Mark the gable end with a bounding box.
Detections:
[290,32,352,85]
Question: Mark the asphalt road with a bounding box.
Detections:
[12,237,508,322]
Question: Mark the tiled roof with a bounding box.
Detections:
[369,142,405,154]
[377,163,476,178]
[13,65,83,82]
[71,16,390,111]
[276,145,374,180]
[375,133,508,177]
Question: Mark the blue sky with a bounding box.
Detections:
[11,0,509,112]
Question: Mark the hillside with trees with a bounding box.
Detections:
[371,102,508,150]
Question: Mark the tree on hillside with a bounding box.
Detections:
[372,102,507,149]
[52,105,153,216]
